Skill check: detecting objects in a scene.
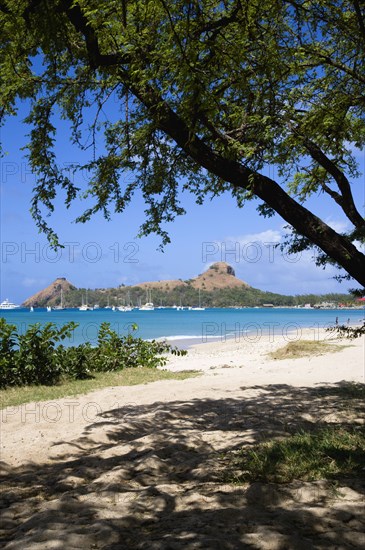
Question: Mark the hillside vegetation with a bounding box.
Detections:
[23,263,355,308]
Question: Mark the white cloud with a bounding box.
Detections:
[227,229,282,245]
[201,229,283,271]
[324,218,350,234]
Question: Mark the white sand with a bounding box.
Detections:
[1,331,364,549]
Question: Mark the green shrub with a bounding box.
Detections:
[0,320,78,387]
[57,343,94,380]
[93,322,187,371]
[0,319,18,387]
[0,319,187,388]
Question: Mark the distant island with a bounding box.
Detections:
[23,262,358,309]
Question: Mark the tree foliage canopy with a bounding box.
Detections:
[0,0,364,288]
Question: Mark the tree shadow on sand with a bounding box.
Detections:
[1,382,364,549]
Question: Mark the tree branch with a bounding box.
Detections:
[151,96,365,284]
[301,137,365,229]
[195,4,240,35]
[21,0,130,67]
[352,0,365,45]
[301,46,365,85]
[59,0,130,67]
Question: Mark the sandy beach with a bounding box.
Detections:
[1,330,364,549]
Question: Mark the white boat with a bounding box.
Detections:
[191,289,205,311]
[79,291,92,311]
[139,289,154,311]
[46,306,52,312]
[118,305,133,312]
[54,289,65,310]
[30,306,34,312]
[177,298,188,311]
[118,292,133,311]
[79,304,92,311]
[0,298,20,310]
[139,302,154,311]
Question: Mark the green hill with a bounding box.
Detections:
[23,262,356,308]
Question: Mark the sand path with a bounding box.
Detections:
[1,332,364,549]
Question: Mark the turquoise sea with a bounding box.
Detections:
[1,307,364,348]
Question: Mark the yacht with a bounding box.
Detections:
[79,291,92,311]
[0,298,20,310]
[118,292,133,311]
[139,302,154,311]
[79,291,93,311]
[139,289,154,310]
[191,289,205,311]
[53,289,65,310]
[118,305,133,312]
[79,303,92,311]
[46,306,52,312]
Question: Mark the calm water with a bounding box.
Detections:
[1,307,363,347]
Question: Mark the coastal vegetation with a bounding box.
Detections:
[0,319,187,389]
[57,287,357,309]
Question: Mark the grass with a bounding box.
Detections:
[225,382,365,484]
[227,426,365,483]
[0,368,201,409]
[268,339,348,360]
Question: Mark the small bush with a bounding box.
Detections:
[0,319,187,388]
[93,322,186,371]
[0,319,77,387]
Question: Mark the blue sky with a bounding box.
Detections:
[1,102,364,304]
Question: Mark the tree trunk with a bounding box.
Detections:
[152,98,365,287]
